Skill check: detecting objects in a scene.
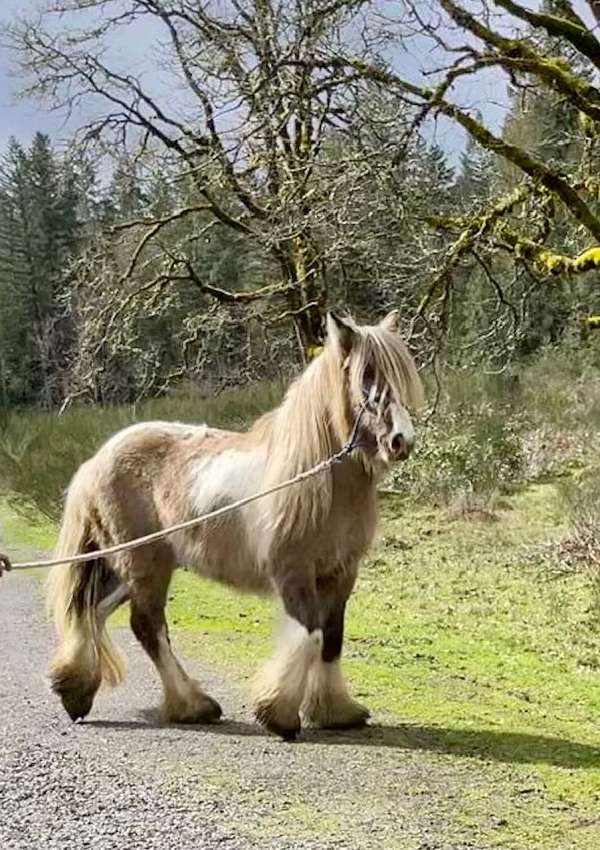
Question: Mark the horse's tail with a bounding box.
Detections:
[47,471,125,720]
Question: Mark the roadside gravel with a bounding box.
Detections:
[0,568,493,850]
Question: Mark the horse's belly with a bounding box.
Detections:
[190,556,272,595]
[174,525,272,595]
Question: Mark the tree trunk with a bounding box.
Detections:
[282,235,326,362]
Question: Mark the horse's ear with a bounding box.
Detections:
[326,311,356,356]
[380,309,400,331]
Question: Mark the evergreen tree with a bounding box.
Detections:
[102,155,149,224]
[0,134,82,406]
[457,134,494,204]
[424,142,456,204]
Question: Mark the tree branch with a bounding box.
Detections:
[492,0,600,72]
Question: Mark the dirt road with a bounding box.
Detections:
[0,568,493,850]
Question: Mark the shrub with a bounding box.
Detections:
[389,403,525,511]
[546,473,600,588]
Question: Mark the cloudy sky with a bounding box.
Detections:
[0,1,596,165]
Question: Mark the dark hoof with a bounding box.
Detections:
[254,705,301,741]
[191,698,223,725]
[264,719,301,741]
[203,697,223,723]
[273,723,300,742]
[51,675,99,721]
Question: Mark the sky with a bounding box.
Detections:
[0,0,63,148]
[0,1,597,167]
[0,0,166,152]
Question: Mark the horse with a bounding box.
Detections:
[47,310,424,739]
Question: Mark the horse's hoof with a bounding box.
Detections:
[58,684,97,721]
[191,695,223,724]
[50,671,99,721]
[64,695,95,721]
[254,703,301,740]
[270,720,300,741]
[204,696,223,723]
[164,692,223,724]
[305,701,371,730]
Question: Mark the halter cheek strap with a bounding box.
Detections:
[341,400,369,454]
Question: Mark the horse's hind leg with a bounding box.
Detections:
[252,569,322,740]
[301,575,369,729]
[97,581,131,626]
[127,557,221,724]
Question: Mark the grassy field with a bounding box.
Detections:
[2,478,600,849]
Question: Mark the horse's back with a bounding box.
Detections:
[99,420,208,460]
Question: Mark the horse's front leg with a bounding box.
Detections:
[252,568,322,740]
[301,574,370,729]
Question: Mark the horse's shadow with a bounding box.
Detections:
[84,713,600,771]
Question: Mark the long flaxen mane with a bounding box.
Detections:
[255,317,424,542]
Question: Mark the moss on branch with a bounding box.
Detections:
[538,246,600,274]
[440,0,600,123]
[493,0,600,72]
[426,188,600,278]
[497,228,600,275]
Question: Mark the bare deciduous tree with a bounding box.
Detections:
[9,0,428,357]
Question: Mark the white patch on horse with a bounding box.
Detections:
[190,448,266,515]
[281,614,324,652]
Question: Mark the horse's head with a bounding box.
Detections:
[326,310,424,465]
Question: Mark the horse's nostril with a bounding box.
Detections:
[391,433,405,453]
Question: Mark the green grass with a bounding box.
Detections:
[0,498,56,551]
[165,484,600,849]
[5,480,600,847]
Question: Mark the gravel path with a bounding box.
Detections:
[0,569,492,850]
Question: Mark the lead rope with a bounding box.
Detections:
[0,403,368,574]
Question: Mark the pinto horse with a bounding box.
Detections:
[47,311,423,739]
